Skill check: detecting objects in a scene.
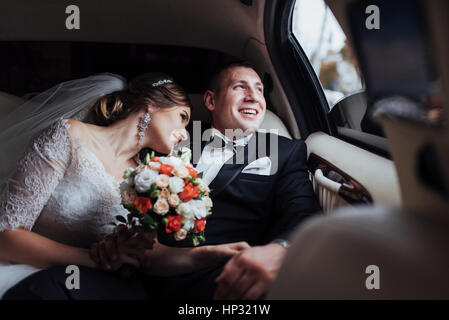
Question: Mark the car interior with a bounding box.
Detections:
[0,0,448,298]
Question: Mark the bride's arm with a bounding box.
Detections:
[138,241,250,277]
[0,120,103,269]
[0,228,95,268]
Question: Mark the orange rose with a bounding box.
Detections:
[134,197,152,214]
[165,215,182,233]
[194,218,206,233]
[160,164,174,176]
[179,182,199,202]
[186,166,198,178]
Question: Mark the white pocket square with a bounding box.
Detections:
[241,157,272,176]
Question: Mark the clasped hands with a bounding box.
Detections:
[89,226,287,300]
[89,225,154,271]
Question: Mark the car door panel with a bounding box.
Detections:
[306,131,401,212]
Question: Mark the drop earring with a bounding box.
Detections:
[137,110,152,147]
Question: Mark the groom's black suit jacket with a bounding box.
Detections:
[145,123,321,299]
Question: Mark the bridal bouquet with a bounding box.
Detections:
[117,148,212,246]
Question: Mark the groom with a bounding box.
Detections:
[145,61,321,299]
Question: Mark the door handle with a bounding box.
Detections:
[310,153,373,204]
[314,169,341,193]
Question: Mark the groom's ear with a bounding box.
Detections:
[204,90,216,111]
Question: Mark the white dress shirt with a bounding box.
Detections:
[195,128,253,185]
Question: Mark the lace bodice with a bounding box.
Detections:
[0,119,128,248]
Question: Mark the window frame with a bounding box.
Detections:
[264,0,334,139]
[264,0,391,159]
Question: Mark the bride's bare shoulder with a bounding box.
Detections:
[65,119,89,139]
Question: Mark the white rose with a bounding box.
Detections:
[188,199,208,219]
[134,169,158,193]
[173,166,189,179]
[159,156,184,168]
[153,198,169,215]
[202,196,213,209]
[155,174,170,188]
[176,202,195,220]
[177,200,207,220]
[168,193,180,207]
[148,162,161,171]
[180,147,192,165]
[169,176,185,194]
[182,218,195,231]
[174,228,188,241]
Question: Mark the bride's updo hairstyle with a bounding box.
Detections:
[93,73,191,126]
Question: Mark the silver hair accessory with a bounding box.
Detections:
[138,110,152,146]
[152,79,173,87]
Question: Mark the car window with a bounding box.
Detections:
[291,0,390,155]
[292,0,364,109]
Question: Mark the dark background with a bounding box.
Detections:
[0,41,236,96]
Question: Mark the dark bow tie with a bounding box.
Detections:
[206,132,252,151]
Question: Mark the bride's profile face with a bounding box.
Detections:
[146,105,190,154]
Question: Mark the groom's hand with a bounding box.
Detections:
[213,243,287,300]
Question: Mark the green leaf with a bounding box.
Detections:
[143,214,158,230]
[144,153,150,165]
[198,172,203,179]
[150,190,160,199]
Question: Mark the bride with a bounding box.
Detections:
[0,73,248,299]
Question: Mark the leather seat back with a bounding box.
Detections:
[268,205,449,299]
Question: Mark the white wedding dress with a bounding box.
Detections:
[0,119,129,298]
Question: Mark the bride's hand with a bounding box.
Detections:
[89,225,155,271]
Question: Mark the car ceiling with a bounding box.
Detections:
[0,0,266,59]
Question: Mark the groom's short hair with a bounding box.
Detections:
[208,61,257,94]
